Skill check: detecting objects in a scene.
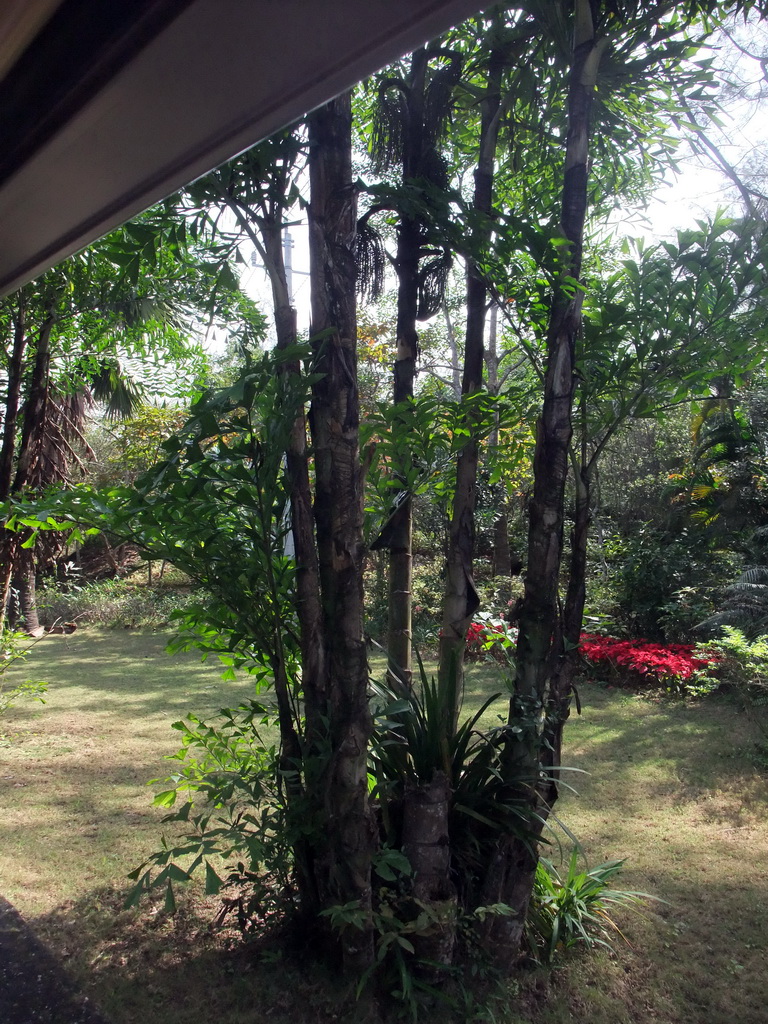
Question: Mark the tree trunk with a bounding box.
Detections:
[483,0,606,961]
[486,303,514,596]
[438,34,505,712]
[401,771,457,969]
[1,309,53,635]
[0,296,28,632]
[16,542,44,637]
[307,92,374,973]
[13,315,53,494]
[264,215,326,913]
[443,300,462,401]
[0,296,28,501]
[385,48,429,687]
[492,513,513,584]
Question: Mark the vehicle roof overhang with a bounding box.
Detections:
[0,0,482,297]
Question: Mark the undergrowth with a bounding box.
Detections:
[37,577,196,629]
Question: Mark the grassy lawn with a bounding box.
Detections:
[1,629,767,1023]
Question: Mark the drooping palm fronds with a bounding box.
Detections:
[417,251,452,320]
[355,219,388,304]
[422,50,463,153]
[371,78,408,173]
[698,525,768,639]
[699,571,768,639]
[88,359,145,420]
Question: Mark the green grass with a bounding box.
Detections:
[1,634,767,1023]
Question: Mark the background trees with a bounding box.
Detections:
[0,210,241,633]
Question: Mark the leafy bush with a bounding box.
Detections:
[695,627,768,758]
[611,527,730,641]
[579,634,715,692]
[369,655,534,894]
[464,615,517,662]
[127,698,306,925]
[697,529,768,639]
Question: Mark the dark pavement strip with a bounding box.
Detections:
[0,895,111,1024]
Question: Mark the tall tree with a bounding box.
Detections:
[362,46,460,684]
[438,9,529,699]
[479,0,763,961]
[307,93,375,970]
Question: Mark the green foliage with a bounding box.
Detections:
[370,656,532,886]
[362,392,519,540]
[126,699,305,924]
[695,627,768,722]
[526,850,654,963]
[0,629,47,719]
[16,348,310,676]
[612,525,726,641]
[697,527,768,640]
[90,405,191,486]
[698,626,768,689]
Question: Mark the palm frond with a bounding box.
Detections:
[417,251,452,320]
[370,78,408,172]
[423,51,462,148]
[355,219,387,303]
[89,360,145,419]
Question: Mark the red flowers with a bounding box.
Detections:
[465,619,511,659]
[463,622,716,687]
[579,634,714,684]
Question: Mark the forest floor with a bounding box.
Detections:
[0,628,766,1024]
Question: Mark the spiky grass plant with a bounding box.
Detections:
[526,849,655,962]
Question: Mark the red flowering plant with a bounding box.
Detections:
[579,634,717,693]
[465,614,517,663]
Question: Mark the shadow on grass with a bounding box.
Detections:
[558,684,768,820]
[28,855,768,1024]
[32,887,374,1024]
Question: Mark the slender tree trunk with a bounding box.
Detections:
[102,534,120,575]
[486,304,513,593]
[0,297,28,501]
[482,0,606,960]
[307,92,374,972]
[1,312,54,636]
[0,297,28,632]
[13,315,53,493]
[438,37,505,710]
[16,542,44,637]
[385,48,429,687]
[263,216,326,914]
[443,301,462,401]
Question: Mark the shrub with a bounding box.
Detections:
[579,634,715,693]
[464,615,517,662]
[126,698,304,926]
[526,849,655,962]
[37,577,196,629]
[695,627,768,759]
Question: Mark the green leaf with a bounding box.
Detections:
[153,789,178,808]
